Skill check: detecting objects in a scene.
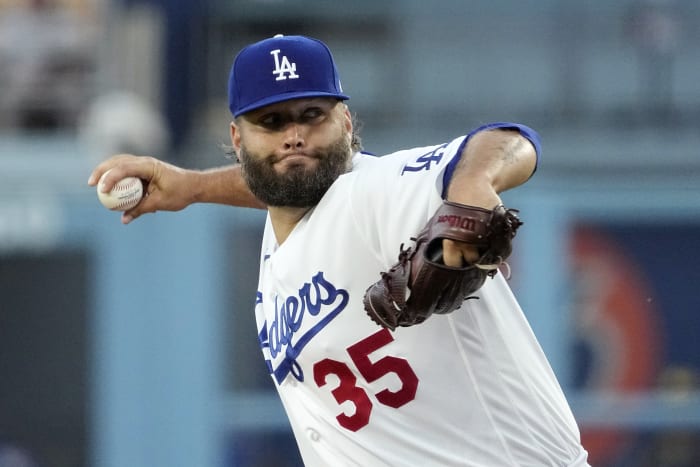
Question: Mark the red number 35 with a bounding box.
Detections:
[313,328,419,431]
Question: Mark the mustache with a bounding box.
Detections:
[269,150,320,164]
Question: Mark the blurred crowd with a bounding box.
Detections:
[0,0,98,131]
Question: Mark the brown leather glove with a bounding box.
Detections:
[363,201,523,331]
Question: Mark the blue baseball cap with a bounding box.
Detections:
[228,34,350,118]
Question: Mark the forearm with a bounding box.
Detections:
[191,164,266,209]
[446,128,537,206]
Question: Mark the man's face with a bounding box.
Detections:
[231,98,353,208]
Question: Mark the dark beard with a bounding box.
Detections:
[238,136,352,208]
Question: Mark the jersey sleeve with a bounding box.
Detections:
[441,122,541,196]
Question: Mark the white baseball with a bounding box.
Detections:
[97,169,144,211]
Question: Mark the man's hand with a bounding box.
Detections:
[443,182,503,267]
[88,154,197,224]
[442,239,480,267]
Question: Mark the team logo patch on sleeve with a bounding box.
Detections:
[401,143,448,174]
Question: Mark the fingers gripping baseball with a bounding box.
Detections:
[89,155,195,224]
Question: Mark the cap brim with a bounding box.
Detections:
[234,91,350,117]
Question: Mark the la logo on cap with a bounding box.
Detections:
[270,49,299,81]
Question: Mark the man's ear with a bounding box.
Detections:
[343,105,352,134]
[342,105,353,145]
[229,121,241,155]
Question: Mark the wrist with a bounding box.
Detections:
[446,178,501,210]
[188,169,208,205]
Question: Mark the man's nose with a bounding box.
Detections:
[283,123,304,149]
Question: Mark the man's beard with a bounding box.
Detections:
[238,136,353,208]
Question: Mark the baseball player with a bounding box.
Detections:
[89,35,590,466]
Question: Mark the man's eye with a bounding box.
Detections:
[260,115,281,127]
[301,108,323,120]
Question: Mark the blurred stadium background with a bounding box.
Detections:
[1,0,699,466]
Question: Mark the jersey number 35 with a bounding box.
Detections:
[313,328,419,431]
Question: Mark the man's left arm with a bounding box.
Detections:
[442,126,539,267]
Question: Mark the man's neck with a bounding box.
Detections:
[268,206,313,245]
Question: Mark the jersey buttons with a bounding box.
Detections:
[306,427,320,442]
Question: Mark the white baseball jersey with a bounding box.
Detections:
[254,128,589,466]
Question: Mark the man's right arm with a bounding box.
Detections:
[88,155,265,224]
[192,165,264,208]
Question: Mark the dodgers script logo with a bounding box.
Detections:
[270,49,299,81]
[258,271,349,383]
